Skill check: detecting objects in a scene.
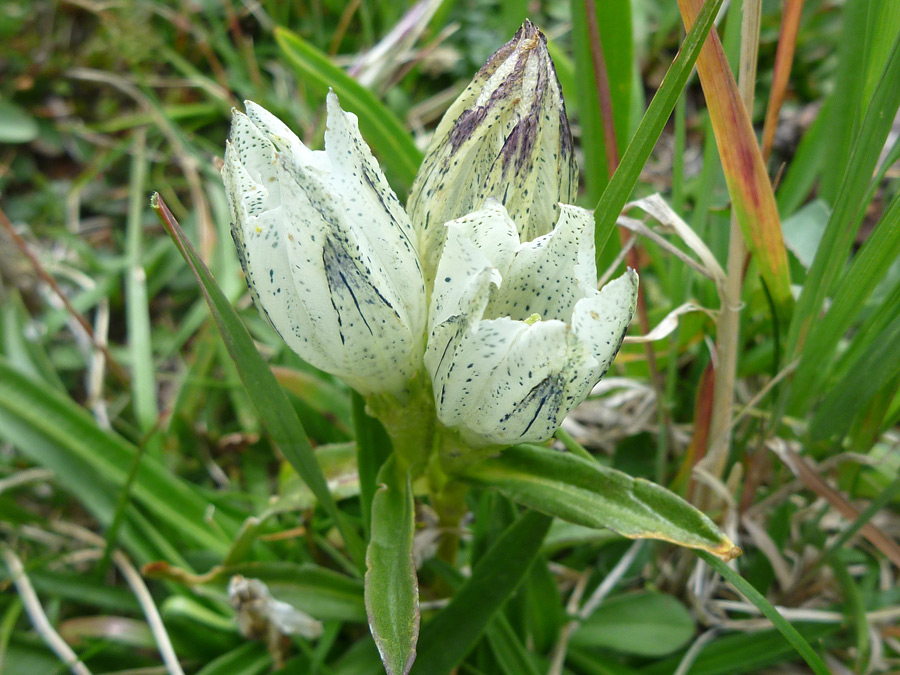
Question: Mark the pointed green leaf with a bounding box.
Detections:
[411,510,552,675]
[152,194,366,570]
[460,445,739,561]
[696,551,831,675]
[366,457,418,675]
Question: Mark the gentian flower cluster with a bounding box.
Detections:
[223,21,638,461]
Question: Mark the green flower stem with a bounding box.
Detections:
[366,373,436,471]
[431,479,469,566]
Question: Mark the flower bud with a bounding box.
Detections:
[223,93,427,397]
[425,200,637,448]
[408,20,578,287]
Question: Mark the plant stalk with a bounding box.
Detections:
[701,0,762,502]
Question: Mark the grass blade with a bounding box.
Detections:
[152,193,366,570]
[678,0,793,318]
[809,311,900,440]
[786,32,900,357]
[124,130,158,432]
[570,0,633,199]
[696,551,830,675]
[0,359,231,557]
[788,189,900,413]
[593,0,724,263]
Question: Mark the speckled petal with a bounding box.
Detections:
[568,270,639,388]
[424,202,639,447]
[224,95,426,396]
[435,317,582,446]
[485,204,596,322]
[425,206,512,398]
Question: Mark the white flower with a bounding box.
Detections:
[408,20,578,287]
[425,200,638,447]
[223,92,427,397]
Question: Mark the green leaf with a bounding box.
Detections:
[195,643,270,675]
[593,0,725,262]
[274,26,422,191]
[146,560,366,623]
[353,392,392,540]
[411,510,552,675]
[460,445,739,560]
[0,100,39,143]
[570,0,633,199]
[486,613,542,675]
[365,457,418,675]
[152,193,366,570]
[571,592,695,657]
[695,551,831,675]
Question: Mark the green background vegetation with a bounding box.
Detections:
[1,0,899,673]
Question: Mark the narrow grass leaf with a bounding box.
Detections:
[365,457,418,675]
[152,193,366,570]
[274,26,421,191]
[817,0,869,203]
[570,0,633,199]
[194,643,270,675]
[145,560,366,623]
[124,130,158,432]
[487,613,542,675]
[641,623,839,675]
[788,190,900,413]
[678,0,793,318]
[786,33,900,358]
[696,551,830,675]
[593,0,724,262]
[0,359,231,556]
[460,445,739,561]
[411,510,552,675]
[809,311,900,440]
[352,392,391,540]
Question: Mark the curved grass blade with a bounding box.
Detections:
[786,33,900,358]
[593,0,724,263]
[411,510,552,675]
[696,551,830,675]
[809,311,900,440]
[274,26,422,191]
[152,193,366,571]
[366,457,418,675]
[460,445,739,561]
[788,189,900,414]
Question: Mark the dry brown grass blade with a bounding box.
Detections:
[771,442,900,570]
[761,0,806,163]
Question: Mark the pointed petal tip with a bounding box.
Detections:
[326,89,339,107]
